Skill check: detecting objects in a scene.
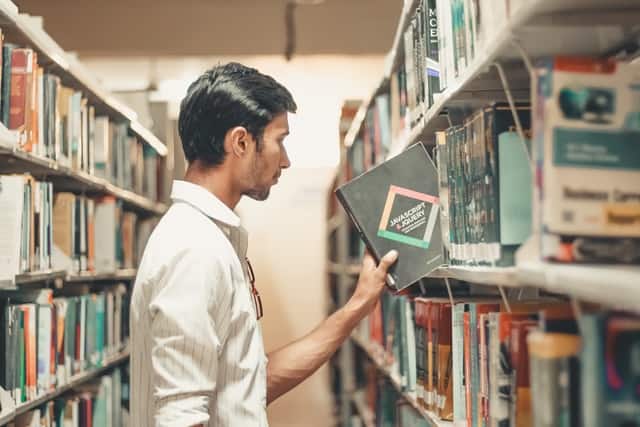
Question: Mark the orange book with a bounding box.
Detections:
[20,304,36,400]
[510,320,537,427]
[9,49,33,149]
[464,312,472,426]
[425,300,434,410]
[437,303,453,420]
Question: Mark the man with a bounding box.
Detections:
[130,62,398,426]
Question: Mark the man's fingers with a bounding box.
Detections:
[376,250,398,274]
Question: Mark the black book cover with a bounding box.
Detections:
[336,142,444,290]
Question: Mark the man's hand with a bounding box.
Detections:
[348,250,399,316]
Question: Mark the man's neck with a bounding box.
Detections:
[184,161,241,210]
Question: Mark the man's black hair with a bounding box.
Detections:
[178,62,297,166]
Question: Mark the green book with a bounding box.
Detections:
[95,293,105,366]
[0,43,15,127]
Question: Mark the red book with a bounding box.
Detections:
[9,49,33,150]
[437,303,453,420]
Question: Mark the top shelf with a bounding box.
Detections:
[0,2,167,156]
[345,0,640,155]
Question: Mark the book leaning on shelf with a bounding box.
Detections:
[533,56,640,264]
[0,286,130,407]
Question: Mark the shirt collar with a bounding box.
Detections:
[170,180,241,227]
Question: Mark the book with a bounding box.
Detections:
[534,57,640,263]
[527,332,582,427]
[336,143,444,290]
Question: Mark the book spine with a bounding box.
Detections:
[452,303,466,426]
[9,49,32,149]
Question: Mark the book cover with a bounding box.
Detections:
[534,57,640,263]
[336,143,444,290]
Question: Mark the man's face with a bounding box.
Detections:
[244,113,291,201]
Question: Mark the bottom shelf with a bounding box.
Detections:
[351,335,452,427]
[0,348,130,426]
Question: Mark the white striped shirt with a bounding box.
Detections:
[130,180,268,427]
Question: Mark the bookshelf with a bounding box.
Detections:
[327,0,640,426]
[0,1,167,156]
[351,335,451,427]
[0,1,166,423]
[0,348,130,426]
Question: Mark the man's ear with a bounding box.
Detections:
[226,126,249,157]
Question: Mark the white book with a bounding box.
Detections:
[0,176,26,284]
[94,117,110,180]
[94,198,117,273]
[37,305,52,394]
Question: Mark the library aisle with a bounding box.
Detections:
[0,0,639,426]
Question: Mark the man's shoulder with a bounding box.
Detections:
[153,202,231,251]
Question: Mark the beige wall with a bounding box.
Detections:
[84,54,385,426]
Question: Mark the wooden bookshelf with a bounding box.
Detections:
[0,348,130,426]
[0,1,167,155]
[0,143,168,217]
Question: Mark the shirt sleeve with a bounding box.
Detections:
[148,247,233,427]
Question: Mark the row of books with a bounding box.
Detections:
[348,382,430,427]
[354,292,640,427]
[0,286,130,407]
[0,174,158,283]
[0,34,160,199]
[5,365,128,427]
[436,102,532,266]
[403,0,440,127]
[434,57,640,266]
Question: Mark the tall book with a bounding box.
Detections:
[336,143,444,290]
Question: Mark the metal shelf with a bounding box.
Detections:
[351,335,452,427]
[388,0,640,156]
[327,262,361,276]
[351,391,375,427]
[0,4,167,156]
[0,144,168,217]
[0,348,130,426]
[66,269,138,284]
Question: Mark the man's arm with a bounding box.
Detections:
[266,250,398,404]
[148,249,232,426]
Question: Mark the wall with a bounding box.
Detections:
[83,54,385,426]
